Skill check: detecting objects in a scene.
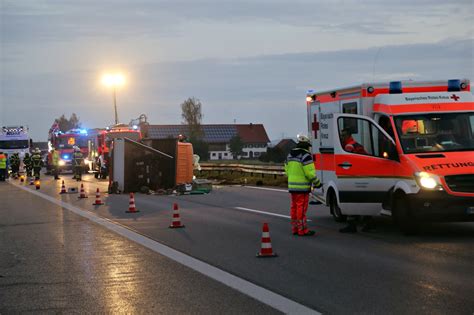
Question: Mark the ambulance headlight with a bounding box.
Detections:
[414,172,443,190]
[58,160,66,166]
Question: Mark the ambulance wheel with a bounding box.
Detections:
[329,190,346,222]
[393,192,419,235]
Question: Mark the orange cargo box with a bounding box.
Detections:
[175,142,194,185]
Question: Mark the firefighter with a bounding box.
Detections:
[31,148,43,180]
[23,152,32,178]
[284,134,322,236]
[72,146,83,181]
[0,151,7,181]
[10,153,21,178]
[50,148,60,180]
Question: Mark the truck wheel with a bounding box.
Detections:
[393,192,419,235]
[329,190,346,222]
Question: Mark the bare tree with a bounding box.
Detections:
[181,97,203,139]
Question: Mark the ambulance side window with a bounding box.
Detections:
[338,117,373,156]
[342,102,358,133]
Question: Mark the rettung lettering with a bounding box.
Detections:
[423,162,474,171]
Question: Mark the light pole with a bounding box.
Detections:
[102,73,125,125]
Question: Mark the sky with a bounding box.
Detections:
[1,0,473,141]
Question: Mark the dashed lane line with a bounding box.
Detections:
[9,181,320,315]
[234,206,312,222]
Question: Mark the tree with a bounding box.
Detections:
[181,97,203,139]
[229,135,244,159]
[54,113,81,132]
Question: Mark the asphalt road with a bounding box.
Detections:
[2,173,474,314]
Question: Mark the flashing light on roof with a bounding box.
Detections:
[389,81,402,94]
[132,125,138,130]
[106,127,110,131]
[447,79,466,92]
[79,129,88,134]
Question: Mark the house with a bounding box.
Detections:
[275,138,297,156]
[143,123,270,160]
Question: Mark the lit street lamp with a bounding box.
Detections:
[101,73,126,124]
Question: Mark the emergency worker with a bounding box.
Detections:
[284,134,322,236]
[340,128,368,155]
[23,153,32,177]
[0,151,7,181]
[31,148,43,179]
[10,153,21,178]
[50,148,60,180]
[72,146,84,181]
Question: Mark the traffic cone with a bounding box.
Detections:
[35,180,41,190]
[256,223,277,258]
[78,184,87,198]
[20,175,25,183]
[169,203,185,228]
[92,188,104,205]
[59,180,67,194]
[125,193,139,213]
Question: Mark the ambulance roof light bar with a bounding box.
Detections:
[389,81,403,94]
[447,79,467,92]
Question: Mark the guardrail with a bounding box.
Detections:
[199,163,285,176]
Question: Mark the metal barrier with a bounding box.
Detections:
[199,163,285,176]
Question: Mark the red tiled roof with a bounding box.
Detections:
[235,124,270,143]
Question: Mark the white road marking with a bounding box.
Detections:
[10,182,319,315]
[244,186,287,193]
[234,207,312,222]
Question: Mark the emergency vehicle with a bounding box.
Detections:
[306,79,474,232]
[88,124,142,175]
[0,126,31,158]
[48,128,90,172]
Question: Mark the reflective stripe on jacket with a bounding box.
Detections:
[73,152,83,166]
[32,154,43,167]
[284,147,320,193]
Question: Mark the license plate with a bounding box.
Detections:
[467,207,474,215]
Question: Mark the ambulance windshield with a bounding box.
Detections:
[394,112,474,153]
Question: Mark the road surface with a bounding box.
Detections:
[1,174,473,314]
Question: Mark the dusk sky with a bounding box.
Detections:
[1,0,473,141]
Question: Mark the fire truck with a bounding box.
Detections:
[306,79,474,233]
[88,124,142,177]
[48,129,90,172]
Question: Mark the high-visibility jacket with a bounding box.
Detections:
[32,153,43,168]
[284,147,320,193]
[0,154,6,169]
[51,150,60,166]
[10,154,20,167]
[73,151,83,167]
[23,155,31,168]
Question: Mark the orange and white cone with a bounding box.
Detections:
[126,192,139,213]
[169,203,185,228]
[92,188,104,205]
[35,180,41,190]
[256,223,277,258]
[78,184,88,198]
[20,175,25,183]
[59,180,67,194]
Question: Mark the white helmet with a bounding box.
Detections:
[297,134,310,144]
[73,146,80,152]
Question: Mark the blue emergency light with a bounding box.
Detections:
[62,154,70,160]
[79,129,87,134]
[389,81,402,94]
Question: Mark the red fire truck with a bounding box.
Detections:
[88,124,142,178]
[48,128,90,172]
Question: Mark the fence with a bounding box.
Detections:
[199,163,285,178]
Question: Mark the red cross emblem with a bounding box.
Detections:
[450,94,460,101]
[312,114,319,138]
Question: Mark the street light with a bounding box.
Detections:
[101,73,126,124]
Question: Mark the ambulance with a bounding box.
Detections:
[306,79,474,232]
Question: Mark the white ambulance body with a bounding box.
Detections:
[306,79,474,231]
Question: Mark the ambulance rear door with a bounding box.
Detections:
[333,113,399,216]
